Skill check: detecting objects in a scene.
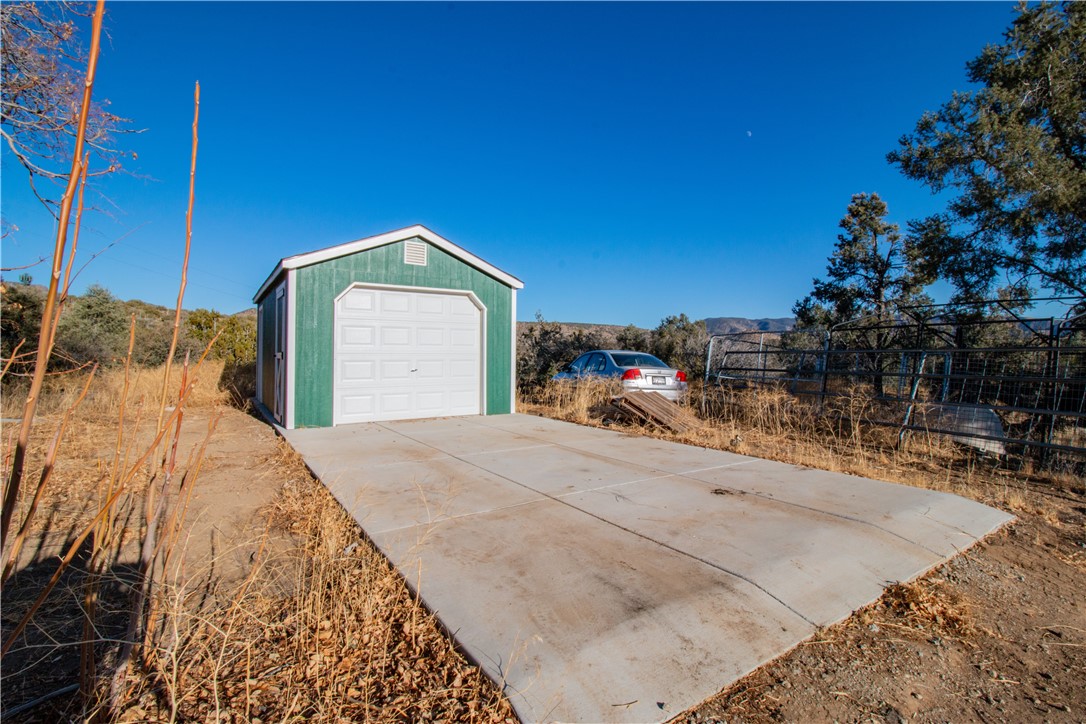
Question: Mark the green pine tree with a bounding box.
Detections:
[888,2,1085,305]
[794,193,931,330]
[794,193,932,396]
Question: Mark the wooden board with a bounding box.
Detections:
[612,391,696,433]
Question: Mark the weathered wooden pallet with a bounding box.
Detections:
[612,391,696,434]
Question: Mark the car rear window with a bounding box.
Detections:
[611,353,669,368]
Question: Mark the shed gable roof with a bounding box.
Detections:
[254,225,524,302]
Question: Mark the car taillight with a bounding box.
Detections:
[622,368,642,380]
[675,370,687,382]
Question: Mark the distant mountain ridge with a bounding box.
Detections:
[702,317,795,335]
[516,317,796,337]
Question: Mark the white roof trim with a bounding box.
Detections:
[254,225,524,302]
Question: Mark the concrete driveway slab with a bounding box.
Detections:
[284,423,447,470]
[684,462,1008,551]
[281,414,1012,723]
[558,429,762,474]
[321,457,545,535]
[462,445,673,497]
[381,416,551,457]
[565,475,940,626]
[499,419,1007,553]
[373,498,813,724]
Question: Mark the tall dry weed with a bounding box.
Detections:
[529,378,1061,510]
[136,446,516,723]
[2,359,230,420]
[0,43,218,719]
[536,377,624,424]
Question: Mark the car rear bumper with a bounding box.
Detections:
[622,381,687,401]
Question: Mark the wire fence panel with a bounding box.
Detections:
[703,310,1086,464]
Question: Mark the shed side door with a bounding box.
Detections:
[334,287,482,424]
[273,284,287,424]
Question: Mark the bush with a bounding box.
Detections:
[54,283,129,366]
[0,283,256,378]
[516,312,711,394]
[516,314,612,392]
[0,281,45,374]
[185,309,256,365]
[650,313,708,380]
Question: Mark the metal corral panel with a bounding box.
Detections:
[293,238,513,427]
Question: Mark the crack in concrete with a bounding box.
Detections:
[375,420,819,627]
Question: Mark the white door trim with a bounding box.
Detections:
[286,269,297,429]
[332,283,488,425]
[510,288,517,414]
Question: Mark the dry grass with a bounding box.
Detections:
[533,377,624,424]
[523,379,1073,516]
[1,350,226,716]
[877,579,976,638]
[2,360,230,420]
[158,455,512,720]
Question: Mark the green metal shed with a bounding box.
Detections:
[253,225,523,429]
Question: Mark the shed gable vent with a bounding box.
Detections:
[404,240,428,266]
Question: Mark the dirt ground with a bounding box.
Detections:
[2,405,281,584]
[682,474,1086,723]
[4,403,1083,722]
[0,405,284,718]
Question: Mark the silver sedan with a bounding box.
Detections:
[553,350,688,401]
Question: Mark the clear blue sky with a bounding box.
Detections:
[1,1,1020,327]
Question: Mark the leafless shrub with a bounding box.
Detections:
[537,377,624,424]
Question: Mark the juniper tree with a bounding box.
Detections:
[615,324,648,351]
[54,282,128,365]
[186,308,257,365]
[794,193,931,330]
[650,314,708,379]
[888,1,1085,305]
[794,193,932,395]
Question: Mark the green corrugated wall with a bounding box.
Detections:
[291,238,513,427]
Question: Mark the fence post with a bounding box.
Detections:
[758,333,765,385]
[938,352,950,402]
[899,352,928,448]
[1043,317,1059,463]
[702,336,715,416]
[818,330,830,413]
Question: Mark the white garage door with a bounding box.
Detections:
[334,286,483,424]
